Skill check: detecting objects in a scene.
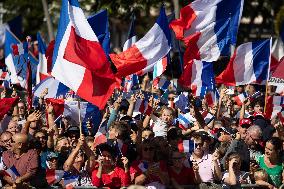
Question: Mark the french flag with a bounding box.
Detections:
[152,55,168,79]
[46,98,102,133]
[216,39,272,86]
[205,90,219,107]
[265,96,284,119]
[4,30,38,87]
[234,92,248,106]
[178,140,194,153]
[270,23,284,73]
[178,113,195,130]
[51,0,117,110]
[46,169,65,185]
[138,162,148,173]
[11,42,28,56]
[109,5,171,78]
[133,98,148,114]
[36,33,50,84]
[153,77,171,91]
[201,111,215,125]
[63,173,79,188]
[179,60,216,97]
[4,165,20,181]
[170,0,244,62]
[33,77,70,99]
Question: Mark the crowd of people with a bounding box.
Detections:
[0,74,284,189]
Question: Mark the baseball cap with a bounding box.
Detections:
[239,118,252,128]
[47,152,58,160]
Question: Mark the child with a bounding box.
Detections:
[254,169,277,189]
[152,106,175,137]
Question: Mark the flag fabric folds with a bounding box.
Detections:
[4,30,38,87]
[33,77,70,99]
[87,9,110,55]
[51,0,117,110]
[45,98,101,134]
[36,33,50,84]
[265,96,284,119]
[216,39,272,86]
[0,97,19,120]
[170,0,244,62]
[109,5,171,78]
[179,60,216,97]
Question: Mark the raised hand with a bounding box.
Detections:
[40,88,48,99]
[27,110,41,122]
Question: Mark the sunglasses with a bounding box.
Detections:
[143,147,154,152]
[168,97,175,101]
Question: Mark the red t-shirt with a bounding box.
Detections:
[168,166,195,185]
[92,167,130,189]
[130,160,168,184]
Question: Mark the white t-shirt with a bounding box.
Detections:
[152,119,168,137]
[222,171,251,189]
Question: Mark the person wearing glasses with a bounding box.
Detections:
[190,134,222,183]
[130,138,169,186]
[168,150,198,188]
[222,125,263,172]
[0,131,13,151]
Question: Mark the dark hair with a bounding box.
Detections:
[224,152,241,170]
[167,127,182,141]
[96,143,116,160]
[267,137,283,154]
[109,121,130,141]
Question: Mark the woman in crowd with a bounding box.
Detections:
[256,137,284,188]
[130,138,169,186]
[92,143,130,188]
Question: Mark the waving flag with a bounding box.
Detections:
[265,96,284,119]
[271,23,284,73]
[0,15,22,46]
[110,5,171,78]
[153,77,171,91]
[121,14,139,91]
[170,0,243,62]
[3,165,20,181]
[46,169,65,185]
[179,60,216,97]
[51,0,117,110]
[234,92,248,106]
[4,30,38,87]
[36,33,49,84]
[46,98,102,134]
[0,97,18,120]
[216,39,272,86]
[178,113,195,130]
[33,77,69,99]
[178,140,194,153]
[87,9,110,55]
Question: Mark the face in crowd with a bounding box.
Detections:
[0,132,13,150]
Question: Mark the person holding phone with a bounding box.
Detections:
[222,152,251,188]
[255,137,284,188]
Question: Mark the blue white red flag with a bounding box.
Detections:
[46,98,102,134]
[216,39,272,86]
[121,14,139,91]
[110,5,171,78]
[33,77,69,99]
[170,0,244,62]
[4,30,38,87]
[179,60,216,97]
[36,33,49,84]
[3,165,20,181]
[234,92,248,106]
[51,0,117,110]
[153,77,171,91]
[178,140,194,153]
[46,169,65,185]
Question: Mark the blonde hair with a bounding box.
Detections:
[254,169,268,182]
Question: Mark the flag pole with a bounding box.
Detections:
[264,81,269,113]
[264,38,273,113]
[78,99,82,136]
